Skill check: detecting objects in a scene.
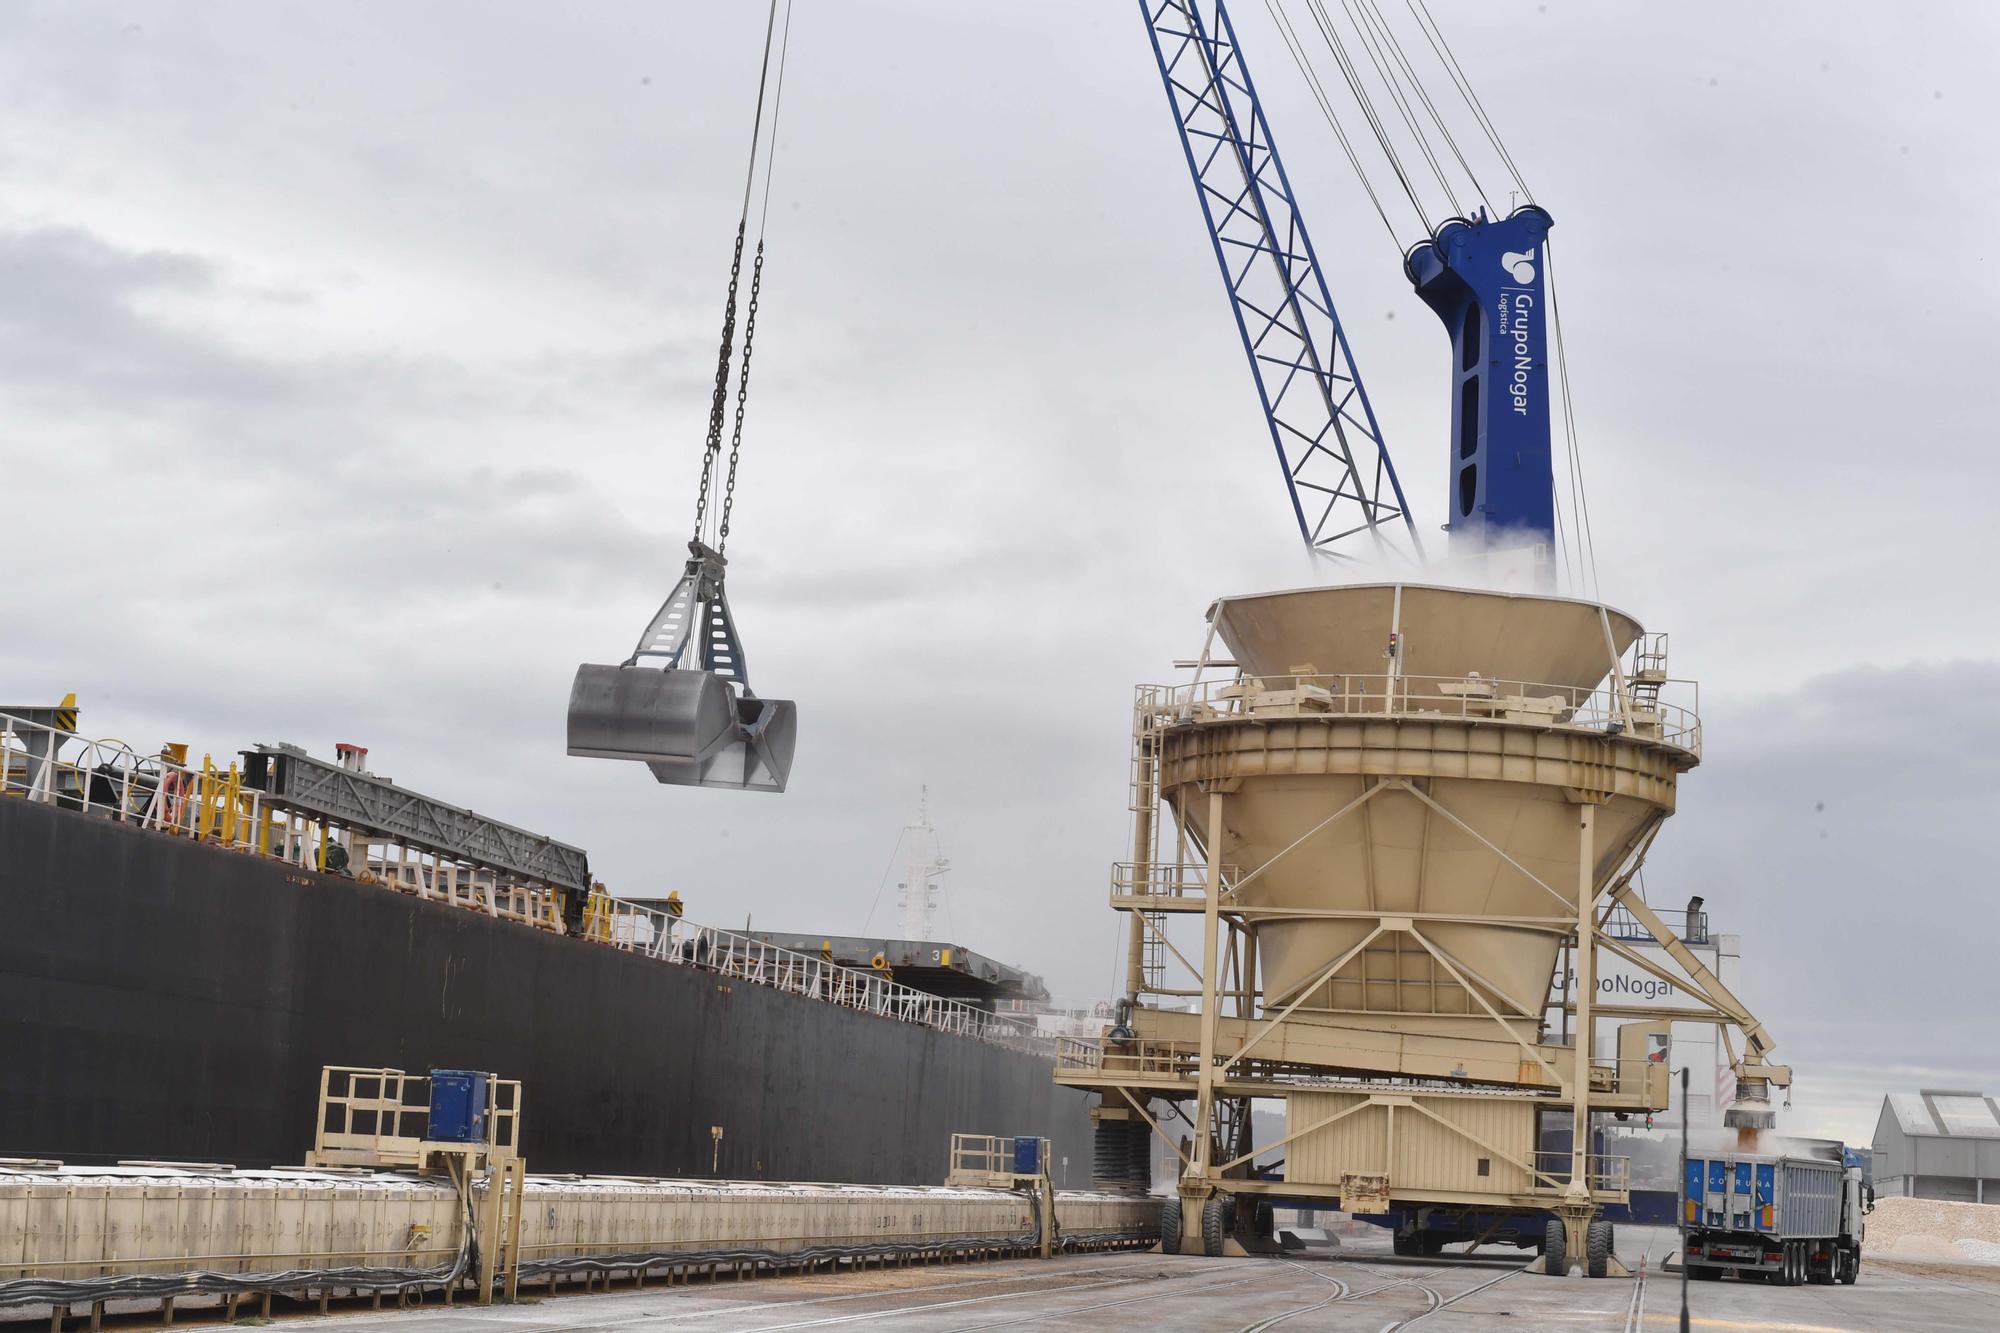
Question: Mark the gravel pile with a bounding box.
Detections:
[1869,1195,2000,1265]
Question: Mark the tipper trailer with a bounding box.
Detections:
[1683,1150,1867,1284]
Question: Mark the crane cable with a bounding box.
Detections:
[1295,0,1433,233]
[1406,0,1534,204]
[1544,240,1599,597]
[1261,0,1401,247]
[691,0,796,556]
[1331,0,1461,219]
[1268,0,1593,587]
[1350,0,1489,215]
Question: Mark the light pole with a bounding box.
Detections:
[1679,1064,1690,1332]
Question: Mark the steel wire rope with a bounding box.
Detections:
[718,0,797,556]
[1292,0,1433,232]
[1550,466,1578,593]
[861,825,909,936]
[1406,0,1533,203]
[1544,241,1600,596]
[1352,0,1489,214]
[1260,0,1402,248]
[1331,0,1462,218]
[691,0,787,552]
[696,0,788,548]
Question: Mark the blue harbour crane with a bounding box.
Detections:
[1140,0,1565,565]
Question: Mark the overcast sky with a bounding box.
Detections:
[3,2,1994,1147]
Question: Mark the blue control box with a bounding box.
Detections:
[427,1069,489,1144]
[1012,1136,1042,1175]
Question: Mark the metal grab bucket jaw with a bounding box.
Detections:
[649,692,796,793]
[567,664,796,793]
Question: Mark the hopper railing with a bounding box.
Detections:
[1601,903,1707,945]
[1140,671,1700,756]
[1110,861,1243,906]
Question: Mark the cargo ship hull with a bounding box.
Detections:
[0,797,1093,1182]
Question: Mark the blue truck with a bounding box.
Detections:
[1682,1148,1869,1284]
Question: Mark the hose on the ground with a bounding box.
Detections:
[516,1224,1158,1280]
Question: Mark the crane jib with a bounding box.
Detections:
[1141,0,1419,561]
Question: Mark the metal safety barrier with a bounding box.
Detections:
[1139,668,1701,755]
[586,897,1058,1057]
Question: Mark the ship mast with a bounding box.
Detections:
[896,788,949,942]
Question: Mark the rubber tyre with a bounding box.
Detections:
[1585,1218,1613,1279]
[1158,1198,1183,1255]
[1201,1195,1233,1258]
[1840,1249,1860,1285]
[1785,1242,1802,1286]
[1421,1232,1448,1256]
[1252,1200,1275,1239]
[1393,1230,1421,1257]
[1809,1245,1834,1285]
[1543,1218,1567,1276]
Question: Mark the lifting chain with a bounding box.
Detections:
[691,223,748,546]
[716,240,764,555]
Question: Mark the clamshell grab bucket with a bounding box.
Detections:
[566,665,795,792]
[566,542,797,794]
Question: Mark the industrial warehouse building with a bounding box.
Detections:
[1872,1091,2000,1202]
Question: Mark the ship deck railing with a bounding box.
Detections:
[0,708,575,930]
[1,707,1062,1060]
[585,896,1060,1058]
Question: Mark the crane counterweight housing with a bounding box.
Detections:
[1406,205,1557,555]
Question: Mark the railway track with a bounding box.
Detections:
[1621,1257,1648,1333]
[1223,1255,1536,1333]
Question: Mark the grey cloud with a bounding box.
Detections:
[0,226,298,410]
[2,0,1996,1155]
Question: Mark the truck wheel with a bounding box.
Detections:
[1252,1200,1275,1239]
[1201,1194,1234,1257]
[1840,1249,1859,1284]
[1543,1218,1566,1276]
[1159,1198,1183,1255]
[1393,1229,1420,1257]
[1787,1241,1804,1286]
[1808,1246,1834,1284]
[1585,1218,1613,1279]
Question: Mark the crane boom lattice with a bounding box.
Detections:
[1141,0,1419,559]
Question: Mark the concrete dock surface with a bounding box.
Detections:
[262,1226,1997,1333]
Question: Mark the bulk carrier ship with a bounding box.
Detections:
[0,697,1098,1186]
